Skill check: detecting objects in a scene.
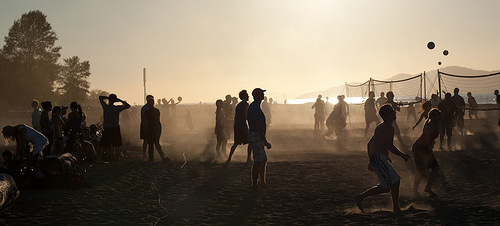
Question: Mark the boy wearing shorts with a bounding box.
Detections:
[355,105,410,213]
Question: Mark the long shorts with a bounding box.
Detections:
[369,154,401,189]
[249,132,267,162]
[100,126,123,148]
[412,144,439,171]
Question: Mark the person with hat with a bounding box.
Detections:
[355,104,410,213]
[247,88,272,191]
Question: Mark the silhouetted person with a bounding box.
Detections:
[31,99,41,131]
[95,94,131,164]
[215,99,227,158]
[364,91,380,137]
[247,88,271,191]
[52,106,65,155]
[438,93,457,150]
[312,95,326,130]
[39,101,53,156]
[451,88,465,135]
[467,92,479,120]
[406,103,417,122]
[227,90,252,163]
[412,108,442,197]
[2,125,49,162]
[495,90,500,126]
[413,101,432,130]
[376,92,387,109]
[141,95,154,159]
[184,108,194,130]
[262,96,272,128]
[223,95,233,140]
[354,105,410,213]
[431,93,440,108]
[145,98,169,162]
[324,95,347,139]
[385,91,408,148]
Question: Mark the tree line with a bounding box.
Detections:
[0,10,107,112]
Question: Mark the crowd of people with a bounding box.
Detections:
[1,85,499,209]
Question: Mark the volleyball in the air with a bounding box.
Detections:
[443,50,449,56]
[427,42,435,50]
[438,61,442,65]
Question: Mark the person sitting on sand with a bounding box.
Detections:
[354,105,410,213]
[247,88,272,191]
[412,108,442,197]
[413,101,432,130]
[1,150,20,179]
[227,90,252,163]
[215,99,227,158]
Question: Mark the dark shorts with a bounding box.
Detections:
[100,127,123,148]
[412,144,439,171]
[233,127,249,145]
[440,121,453,136]
[140,124,147,140]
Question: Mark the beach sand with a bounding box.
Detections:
[1,112,500,225]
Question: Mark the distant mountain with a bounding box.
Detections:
[296,66,500,99]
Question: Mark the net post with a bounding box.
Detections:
[437,69,441,99]
[143,68,146,105]
[423,71,426,101]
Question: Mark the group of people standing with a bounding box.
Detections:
[311,95,349,139]
[215,88,272,191]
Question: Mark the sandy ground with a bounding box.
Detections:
[1,113,500,225]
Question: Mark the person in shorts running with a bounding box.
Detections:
[354,105,410,213]
[227,90,252,163]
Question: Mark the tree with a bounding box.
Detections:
[56,56,91,104]
[0,10,61,109]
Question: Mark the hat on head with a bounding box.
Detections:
[252,88,266,97]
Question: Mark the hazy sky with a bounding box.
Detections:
[1,0,499,104]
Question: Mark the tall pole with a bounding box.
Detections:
[437,69,441,99]
[143,68,146,104]
[345,82,349,98]
[423,71,427,101]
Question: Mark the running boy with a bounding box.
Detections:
[355,105,410,213]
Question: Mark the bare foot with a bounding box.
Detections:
[354,195,364,213]
[424,189,438,197]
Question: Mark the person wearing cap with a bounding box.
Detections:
[355,104,410,213]
[247,88,272,191]
[95,94,131,164]
[412,108,442,197]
